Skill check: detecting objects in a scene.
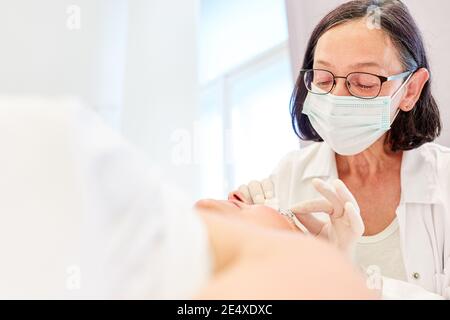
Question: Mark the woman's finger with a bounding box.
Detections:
[290,198,333,215]
[261,178,275,200]
[290,199,331,236]
[248,180,266,205]
[312,178,344,218]
[344,202,365,236]
[333,179,358,208]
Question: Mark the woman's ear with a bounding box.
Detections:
[399,68,430,112]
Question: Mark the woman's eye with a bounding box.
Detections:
[356,83,375,90]
[316,80,332,87]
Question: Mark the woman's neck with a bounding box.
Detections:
[335,136,403,178]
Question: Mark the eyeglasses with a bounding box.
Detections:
[300,68,414,99]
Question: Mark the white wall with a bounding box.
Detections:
[0,0,202,199]
[285,0,450,146]
[120,0,201,200]
[0,0,128,127]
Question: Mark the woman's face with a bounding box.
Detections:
[194,199,299,232]
[313,18,406,100]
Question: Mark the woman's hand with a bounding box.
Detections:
[228,179,274,205]
[228,177,364,255]
[290,178,365,255]
[195,199,301,233]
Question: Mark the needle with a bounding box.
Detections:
[279,209,309,234]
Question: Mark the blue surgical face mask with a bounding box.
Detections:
[302,78,410,156]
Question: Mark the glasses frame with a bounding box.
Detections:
[300,68,414,99]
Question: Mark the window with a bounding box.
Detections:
[198,0,299,198]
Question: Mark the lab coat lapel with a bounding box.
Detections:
[398,145,441,292]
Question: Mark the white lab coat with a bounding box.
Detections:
[269,142,450,299]
[0,97,212,299]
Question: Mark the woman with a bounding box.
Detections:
[229,0,450,298]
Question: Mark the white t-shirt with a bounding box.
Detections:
[355,218,407,282]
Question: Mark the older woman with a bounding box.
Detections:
[230,0,450,298]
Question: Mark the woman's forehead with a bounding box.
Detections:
[314,19,403,74]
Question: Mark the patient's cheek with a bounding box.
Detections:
[251,205,278,216]
[248,205,295,231]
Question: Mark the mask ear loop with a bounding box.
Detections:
[390,72,414,125]
[391,107,401,126]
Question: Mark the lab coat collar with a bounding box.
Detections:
[301,142,438,205]
[400,144,439,205]
[302,142,338,181]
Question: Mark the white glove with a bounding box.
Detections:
[229,178,364,255]
[228,179,275,205]
[290,178,365,256]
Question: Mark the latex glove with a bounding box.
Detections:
[290,178,365,256]
[228,179,274,205]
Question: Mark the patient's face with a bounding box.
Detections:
[194,199,298,232]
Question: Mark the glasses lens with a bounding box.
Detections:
[347,73,382,98]
[304,69,334,94]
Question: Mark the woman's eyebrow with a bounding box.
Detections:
[350,62,382,68]
[314,60,382,69]
[315,59,333,67]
